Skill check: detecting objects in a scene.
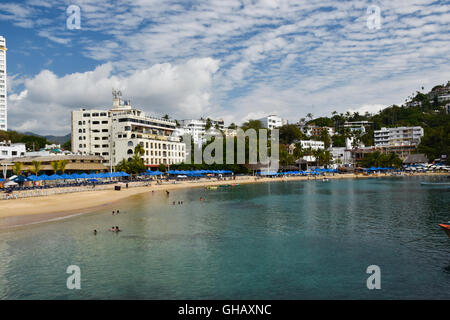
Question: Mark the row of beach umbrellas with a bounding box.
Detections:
[142,170,164,176]
[259,169,339,176]
[167,170,233,175]
[362,167,395,171]
[14,171,130,182]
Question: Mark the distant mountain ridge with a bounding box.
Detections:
[24,132,71,144]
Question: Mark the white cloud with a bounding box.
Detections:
[8,58,220,134]
[347,104,388,116]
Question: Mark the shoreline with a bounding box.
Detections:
[0,172,447,230]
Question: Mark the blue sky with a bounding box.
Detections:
[1,0,449,134]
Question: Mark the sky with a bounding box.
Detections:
[0,0,449,135]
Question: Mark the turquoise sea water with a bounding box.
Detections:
[0,176,449,299]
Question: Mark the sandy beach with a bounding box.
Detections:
[0,172,446,229]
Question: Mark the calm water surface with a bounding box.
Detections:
[0,176,449,299]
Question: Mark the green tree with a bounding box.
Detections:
[50,161,59,174]
[331,134,346,147]
[62,140,71,151]
[30,161,42,176]
[134,144,145,157]
[279,124,304,145]
[205,118,212,131]
[58,160,68,174]
[318,129,331,149]
[116,159,129,173]
[240,119,264,131]
[12,162,24,176]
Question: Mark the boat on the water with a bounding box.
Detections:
[439,224,450,238]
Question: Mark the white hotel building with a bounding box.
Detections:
[0,36,7,131]
[174,118,225,146]
[71,93,186,169]
[374,126,424,147]
[258,115,287,130]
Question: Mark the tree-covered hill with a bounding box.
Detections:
[0,130,50,151]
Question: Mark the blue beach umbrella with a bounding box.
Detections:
[13,175,30,182]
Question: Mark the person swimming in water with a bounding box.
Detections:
[112,211,115,215]
[93,230,97,235]
[166,190,170,196]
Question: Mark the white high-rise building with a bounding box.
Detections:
[71,91,186,169]
[0,36,7,131]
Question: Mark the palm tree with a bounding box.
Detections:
[12,162,23,176]
[306,113,313,121]
[50,161,59,174]
[322,150,332,168]
[134,144,145,157]
[30,160,42,176]
[58,160,68,174]
[116,159,129,173]
[205,118,212,130]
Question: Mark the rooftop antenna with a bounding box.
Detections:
[112,88,122,99]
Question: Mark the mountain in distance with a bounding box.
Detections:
[24,132,71,144]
